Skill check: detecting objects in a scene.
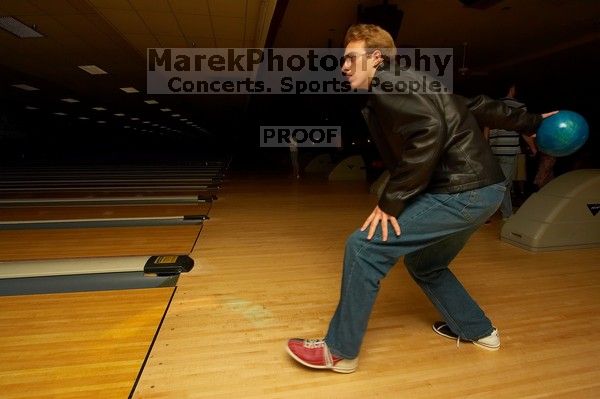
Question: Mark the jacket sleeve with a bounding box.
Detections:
[372,93,447,217]
[466,95,542,134]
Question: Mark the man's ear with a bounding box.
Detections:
[372,49,384,67]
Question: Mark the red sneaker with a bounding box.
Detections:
[286,338,358,373]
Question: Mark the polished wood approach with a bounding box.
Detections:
[133,176,600,398]
[0,287,174,399]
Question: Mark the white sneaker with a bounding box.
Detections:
[473,328,500,351]
[432,321,500,351]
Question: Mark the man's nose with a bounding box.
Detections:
[341,62,351,75]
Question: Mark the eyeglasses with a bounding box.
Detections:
[341,51,374,65]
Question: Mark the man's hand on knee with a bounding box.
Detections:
[360,206,401,241]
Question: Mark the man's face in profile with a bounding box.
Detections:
[341,41,377,90]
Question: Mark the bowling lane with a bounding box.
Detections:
[0,287,175,399]
[0,225,202,261]
[0,203,211,221]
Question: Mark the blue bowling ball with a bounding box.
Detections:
[536,110,589,157]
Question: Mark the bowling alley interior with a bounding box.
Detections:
[0,1,599,398]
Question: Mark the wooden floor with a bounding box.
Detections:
[0,287,174,399]
[131,176,600,398]
[0,225,202,261]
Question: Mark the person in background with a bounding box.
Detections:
[484,83,536,220]
[289,135,300,179]
[534,152,556,189]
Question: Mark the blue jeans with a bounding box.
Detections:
[496,155,517,219]
[324,183,506,359]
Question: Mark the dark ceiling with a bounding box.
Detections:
[0,0,598,158]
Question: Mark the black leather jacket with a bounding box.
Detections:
[362,66,543,217]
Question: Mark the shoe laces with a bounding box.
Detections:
[303,339,336,367]
[303,339,326,349]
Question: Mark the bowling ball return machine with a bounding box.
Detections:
[501,169,600,251]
